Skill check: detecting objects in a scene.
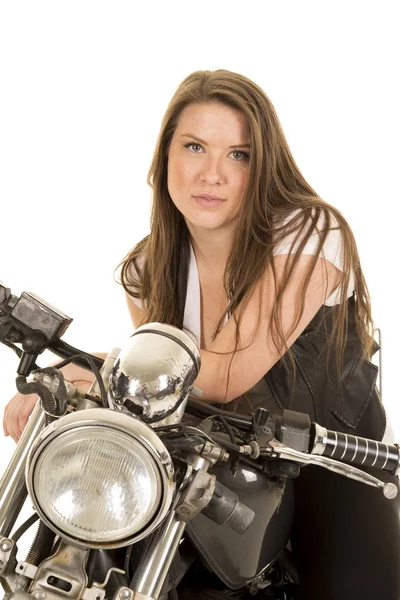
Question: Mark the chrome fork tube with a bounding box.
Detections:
[0,401,45,536]
[129,510,186,600]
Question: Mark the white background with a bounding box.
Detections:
[0,0,398,552]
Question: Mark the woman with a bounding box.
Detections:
[3,69,400,598]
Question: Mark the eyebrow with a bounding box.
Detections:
[180,133,250,149]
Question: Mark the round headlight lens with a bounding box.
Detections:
[32,425,162,544]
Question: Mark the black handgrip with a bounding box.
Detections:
[311,425,400,475]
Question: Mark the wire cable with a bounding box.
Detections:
[11,512,40,542]
[52,354,108,407]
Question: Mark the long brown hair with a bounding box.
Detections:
[117,69,375,400]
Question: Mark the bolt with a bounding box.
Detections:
[33,591,46,600]
[0,539,12,552]
[160,452,169,464]
[178,506,190,515]
[119,589,131,600]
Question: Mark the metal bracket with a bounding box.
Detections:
[15,560,39,581]
[174,469,216,522]
[80,587,106,600]
[27,541,90,600]
[0,537,17,576]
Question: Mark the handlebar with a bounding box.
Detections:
[310,424,400,475]
[186,403,400,482]
[1,281,399,498]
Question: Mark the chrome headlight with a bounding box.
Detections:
[108,323,201,424]
[26,408,175,549]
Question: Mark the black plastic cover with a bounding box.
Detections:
[186,461,294,589]
[11,292,72,341]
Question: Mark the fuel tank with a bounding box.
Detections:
[186,461,294,589]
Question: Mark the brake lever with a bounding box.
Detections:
[267,439,398,499]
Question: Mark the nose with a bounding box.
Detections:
[200,154,224,185]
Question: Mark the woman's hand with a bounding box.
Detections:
[3,391,39,443]
[2,352,107,443]
[3,379,94,443]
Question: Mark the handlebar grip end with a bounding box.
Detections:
[383,482,398,499]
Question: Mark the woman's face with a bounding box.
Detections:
[167,102,251,236]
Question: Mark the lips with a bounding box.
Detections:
[195,194,225,201]
[193,195,225,208]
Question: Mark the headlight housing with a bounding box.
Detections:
[26,408,175,549]
[108,323,201,424]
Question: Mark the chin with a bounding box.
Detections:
[186,219,224,231]
[184,214,235,233]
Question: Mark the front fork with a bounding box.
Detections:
[116,455,216,600]
[0,402,45,540]
[125,510,186,600]
[0,402,45,594]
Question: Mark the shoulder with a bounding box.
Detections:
[273,206,342,240]
[273,207,346,267]
[272,206,355,305]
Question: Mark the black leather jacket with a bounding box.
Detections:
[175,246,386,442]
[226,295,387,442]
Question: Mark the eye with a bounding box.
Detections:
[231,150,249,161]
[184,142,203,153]
[184,143,249,161]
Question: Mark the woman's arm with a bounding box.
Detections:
[124,255,342,405]
[195,253,342,404]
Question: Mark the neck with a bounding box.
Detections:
[188,226,234,274]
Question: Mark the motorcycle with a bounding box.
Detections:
[0,282,399,600]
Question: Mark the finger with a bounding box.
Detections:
[3,403,10,430]
[7,418,19,443]
[11,431,20,444]
[6,396,24,442]
[4,406,17,441]
[4,393,37,441]
[3,406,9,436]
[6,415,19,443]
